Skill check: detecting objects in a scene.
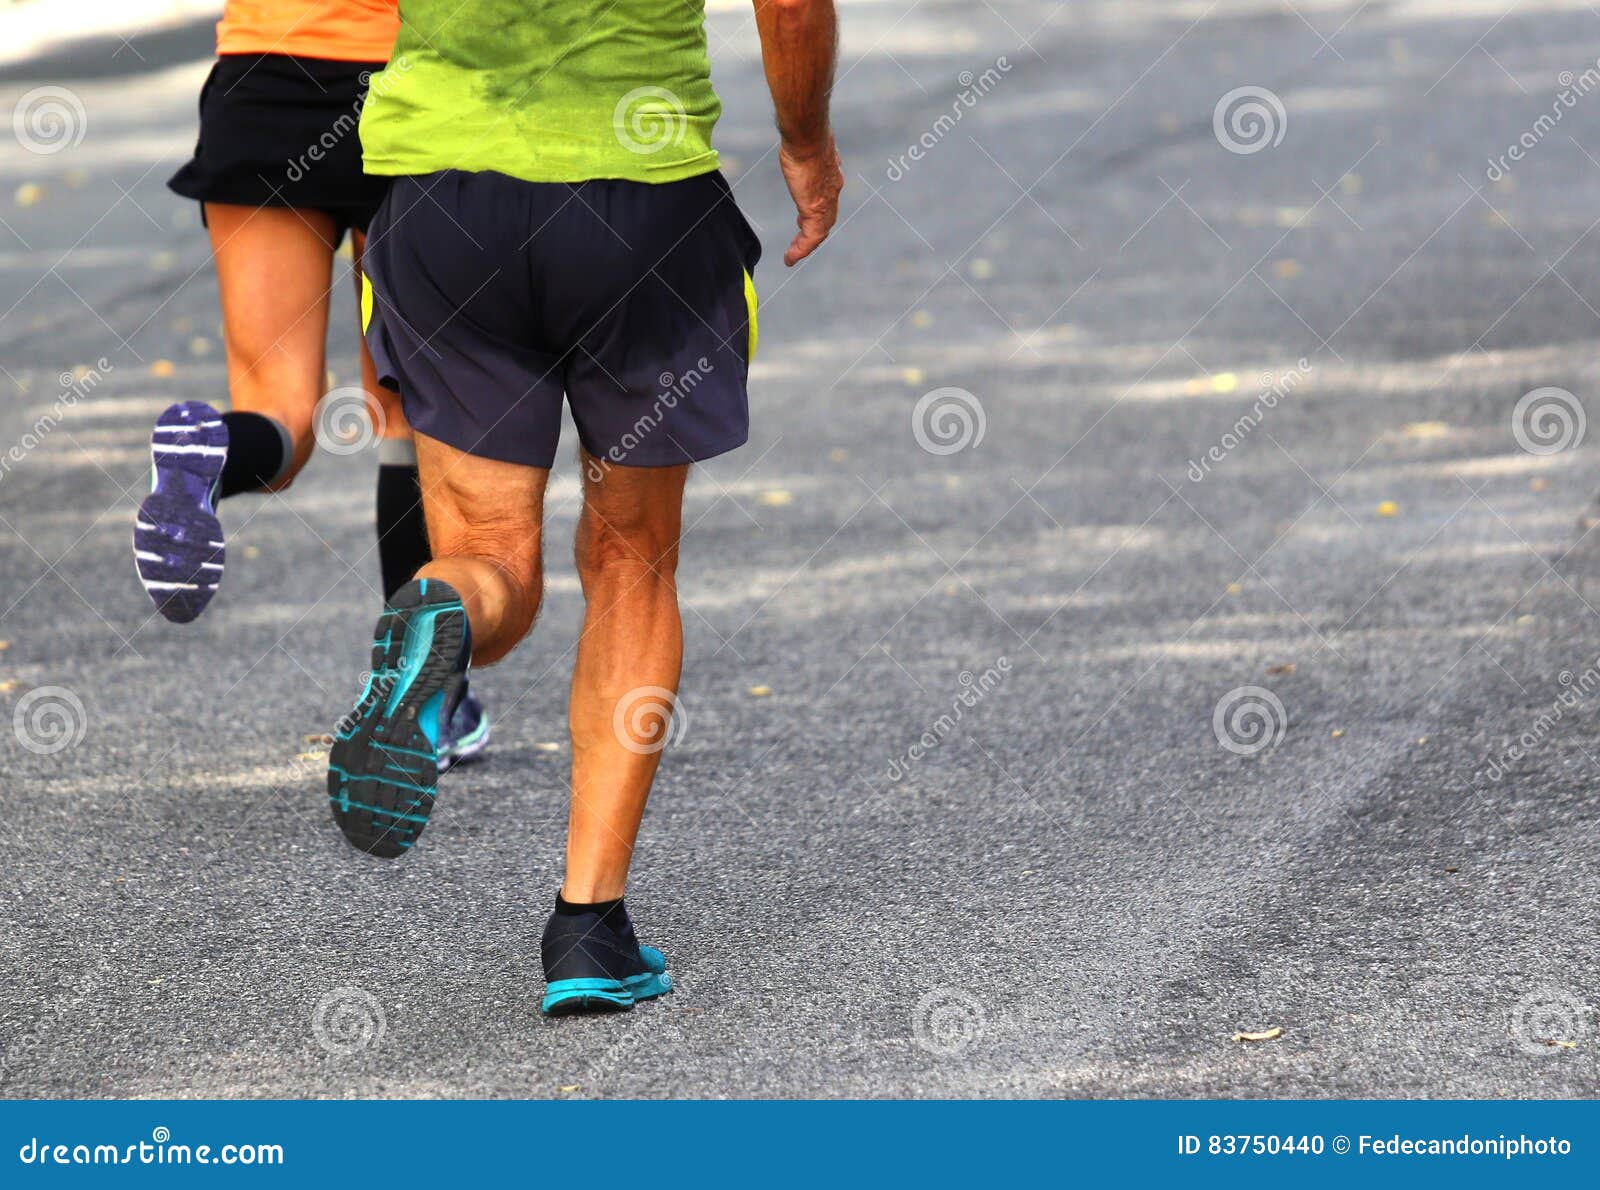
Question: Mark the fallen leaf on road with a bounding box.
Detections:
[1400,421,1448,439]
[559,1084,580,1092]
[1331,729,1344,738]
[747,685,773,697]
[1271,259,1302,279]
[1375,500,1399,517]
[14,182,41,206]
[757,490,792,507]
[1267,663,1296,675]
[1232,1027,1283,1042]
[1530,477,1548,492]
[1544,1039,1577,1050]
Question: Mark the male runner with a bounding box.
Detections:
[136,0,488,771]
[329,0,842,1015]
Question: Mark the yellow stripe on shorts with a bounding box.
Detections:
[743,268,758,360]
[360,272,375,334]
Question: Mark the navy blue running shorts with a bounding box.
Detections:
[360,168,762,470]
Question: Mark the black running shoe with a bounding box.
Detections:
[328,578,469,858]
[134,401,226,623]
[540,907,672,1016]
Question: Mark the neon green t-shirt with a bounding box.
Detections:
[359,0,721,184]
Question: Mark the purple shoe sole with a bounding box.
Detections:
[134,401,227,624]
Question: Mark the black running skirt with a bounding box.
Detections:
[168,53,390,236]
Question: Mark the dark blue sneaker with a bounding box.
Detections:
[134,401,226,623]
[329,578,469,858]
[437,684,491,773]
[541,907,672,1016]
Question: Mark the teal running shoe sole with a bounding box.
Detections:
[541,969,673,1017]
[328,578,467,859]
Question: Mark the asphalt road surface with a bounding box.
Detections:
[2,0,1599,1098]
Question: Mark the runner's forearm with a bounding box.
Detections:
[754,0,838,156]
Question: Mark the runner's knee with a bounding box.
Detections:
[575,506,680,584]
[427,509,543,624]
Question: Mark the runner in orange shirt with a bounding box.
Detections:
[136,0,490,770]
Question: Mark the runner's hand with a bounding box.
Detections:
[779,137,843,266]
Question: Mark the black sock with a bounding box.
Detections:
[218,411,290,498]
[376,457,432,600]
[556,892,626,923]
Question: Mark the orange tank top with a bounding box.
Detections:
[217,0,400,63]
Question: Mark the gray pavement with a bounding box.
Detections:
[1,0,1599,1098]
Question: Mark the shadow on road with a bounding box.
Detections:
[0,14,215,85]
